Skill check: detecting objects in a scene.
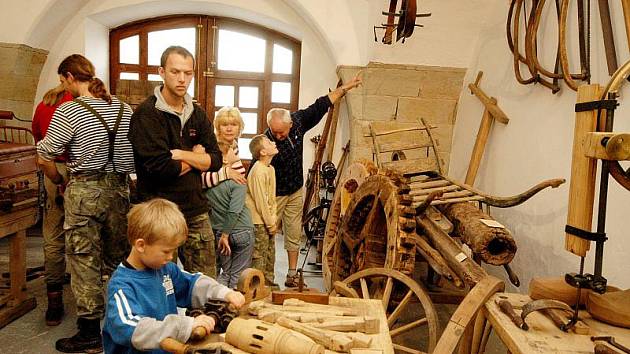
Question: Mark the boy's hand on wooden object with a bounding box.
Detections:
[225,291,246,309]
[192,314,215,336]
[218,234,231,256]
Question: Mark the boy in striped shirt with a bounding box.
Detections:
[102,199,244,354]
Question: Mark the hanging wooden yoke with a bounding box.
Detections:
[374,0,431,44]
[507,0,591,92]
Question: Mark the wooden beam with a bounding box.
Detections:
[468,71,509,124]
[565,84,600,257]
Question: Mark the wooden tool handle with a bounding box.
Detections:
[160,337,189,354]
[594,343,622,354]
[496,299,524,328]
[189,326,208,341]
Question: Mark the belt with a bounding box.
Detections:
[70,171,128,182]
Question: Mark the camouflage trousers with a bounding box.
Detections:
[64,172,130,320]
[179,213,216,278]
[251,224,275,286]
[43,162,68,287]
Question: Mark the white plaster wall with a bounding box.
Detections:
[448,1,630,290]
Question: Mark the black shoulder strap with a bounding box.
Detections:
[73,98,125,171]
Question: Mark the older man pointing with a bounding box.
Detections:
[264,75,361,287]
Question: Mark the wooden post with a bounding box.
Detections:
[465,101,495,185]
[621,0,630,52]
[466,71,510,186]
[565,84,600,257]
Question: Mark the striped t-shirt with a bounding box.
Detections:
[37,96,135,173]
[201,144,246,189]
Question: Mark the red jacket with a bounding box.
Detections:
[32,91,73,161]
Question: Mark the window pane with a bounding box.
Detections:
[217,29,265,72]
[188,78,195,98]
[238,138,253,159]
[148,74,162,82]
[148,28,196,66]
[271,82,291,103]
[215,85,234,107]
[119,35,139,64]
[120,72,139,80]
[239,86,258,109]
[241,113,258,134]
[272,44,293,74]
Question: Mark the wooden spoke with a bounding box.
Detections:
[360,278,370,299]
[381,276,394,312]
[334,268,439,353]
[390,317,428,337]
[387,288,414,327]
[392,343,427,354]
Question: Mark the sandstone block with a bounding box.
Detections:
[397,97,458,124]
[363,95,398,121]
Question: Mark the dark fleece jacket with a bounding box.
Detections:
[128,95,221,218]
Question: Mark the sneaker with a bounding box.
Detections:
[45,291,64,326]
[55,318,103,353]
[284,274,307,288]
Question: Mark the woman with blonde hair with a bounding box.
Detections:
[203,107,254,287]
[201,106,247,188]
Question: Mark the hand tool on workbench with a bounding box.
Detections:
[592,336,630,354]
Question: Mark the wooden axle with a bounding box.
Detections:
[583,132,630,161]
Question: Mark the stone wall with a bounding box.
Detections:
[337,62,466,174]
[0,43,48,131]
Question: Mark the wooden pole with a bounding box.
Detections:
[622,0,630,52]
[565,84,600,257]
[465,102,495,185]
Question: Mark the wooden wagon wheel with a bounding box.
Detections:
[332,268,440,354]
[323,160,378,290]
[330,173,417,284]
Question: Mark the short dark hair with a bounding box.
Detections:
[160,46,195,68]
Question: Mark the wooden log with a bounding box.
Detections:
[439,202,517,266]
[415,214,487,288]
[565,84,600,257]
[587,289,630,328]
[412,233,463,288]
[583,132,630,161]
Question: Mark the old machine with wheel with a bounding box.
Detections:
[0,111,39,329]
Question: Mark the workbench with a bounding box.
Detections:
[0,206,38,329]
[472,292,630,353]
[192,296,394,353]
